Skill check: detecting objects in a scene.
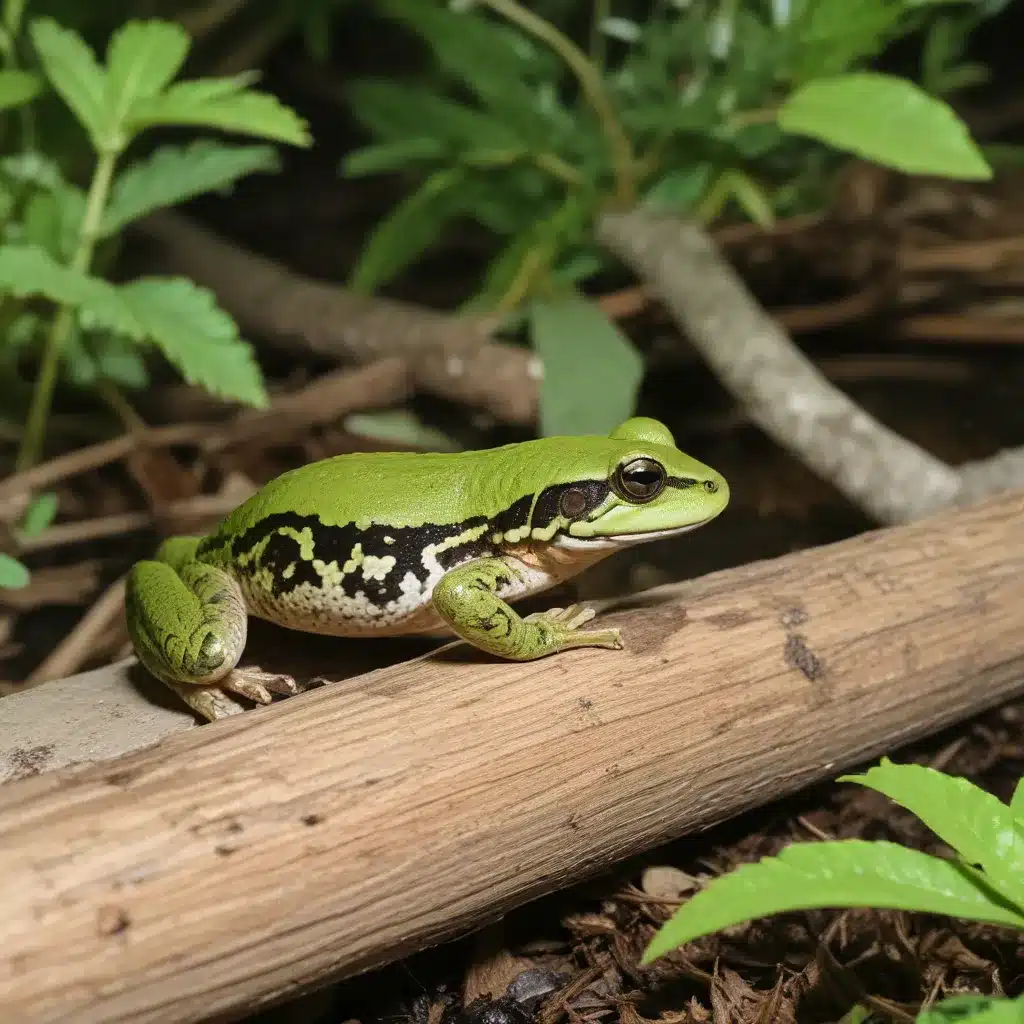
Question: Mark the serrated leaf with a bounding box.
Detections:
[917,993,1024,1023]
[341,138,448,178]
[841,760,1024,909]
[642,840,1024,964]
[118,277,267,407]
[102,141,279,236]
[105,20,191,122]
[19,491,57,536]
[29,17,112,150]
[127,80,311,147]
[0,244,140,336]
[0,69,41,110]
[348,167,469,293]
[777,72,992,181]
[0,552,30,589]
[530,293,642,438]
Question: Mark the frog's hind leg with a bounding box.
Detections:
[125,549,261,721]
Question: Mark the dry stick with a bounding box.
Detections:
[0,359,410,506]
[596,210,1024,524]
[137,211,541,426]
[24,575,127,686]
[1,492,1023,1023]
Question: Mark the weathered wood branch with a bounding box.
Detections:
[596,210,1024,524]
[2,491,1023,1024]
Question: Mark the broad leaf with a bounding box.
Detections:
[127,80,311,147]
[777,72,992,181]
[530,293,642,438]
[0,552,29,589]
[345,410,461,452]
[102,141,279,235]
[29,18,112,150]
[0,244,140,336]
[1010,777,1024,824]
[105,20,191,122]
[642,840,1024,964]
[0,69,41,110]
[92,332,150,389]
[917,993,1024,1023]
[348,167,469,293]
[19,491,57,536]
[119,277,267,407]
[841,760,1024,909]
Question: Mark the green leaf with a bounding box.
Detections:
[1010,777,1024,823]
[341,138,448,178]
[127,79,311,147]
[348,167,469,293]
[105,20,191,122]
[0,552,30,589]
[530,293,643,438]
[777,72,992,181]
[841,760,1024,909]
[0,244,140,336]
[118,277,267,407]
[19,491,57,536]
[642,839,1024,964]
[29,17,112,150]
[643,164,714,212]
[102,141,279,236]
[917,993,1024,1023]
[0,69,41,110]
[347,79,519,150]
[92,332,150,389]
[344,410,461,452]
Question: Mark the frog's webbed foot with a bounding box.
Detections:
[432,560,624,661]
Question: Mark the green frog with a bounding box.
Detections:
[126,416,729,720]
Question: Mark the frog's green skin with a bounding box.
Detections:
[126,417,729,720]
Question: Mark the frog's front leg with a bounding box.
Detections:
[431,556,623,660]
[126,540,293,721]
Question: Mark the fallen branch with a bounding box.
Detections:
[597,210,1024,524]
[137,211,541,426]
[1,490,1023,1023]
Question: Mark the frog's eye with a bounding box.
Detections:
[613,458,666,502]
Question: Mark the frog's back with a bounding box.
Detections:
[194,443,590,638]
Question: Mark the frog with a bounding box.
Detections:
[125,416,729,721]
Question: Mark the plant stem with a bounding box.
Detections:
[589,0,609,70]
[479,0,637,206]
[16,148,119,471]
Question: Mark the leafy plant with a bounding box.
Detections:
[341,0,998,438]
[643,758,1024,1023]
[0,12,311,588]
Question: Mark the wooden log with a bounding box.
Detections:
[1,491,1023,1024]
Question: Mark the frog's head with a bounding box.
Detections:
[545,417,729,550]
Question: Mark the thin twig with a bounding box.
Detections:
[23,575,128,687]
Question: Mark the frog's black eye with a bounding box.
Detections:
[613,458,666,502]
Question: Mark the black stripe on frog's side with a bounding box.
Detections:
[667,476,698,489]
[531,479,612,528]
[210,510,498,603]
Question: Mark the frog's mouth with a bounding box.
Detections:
[554,517,716,550]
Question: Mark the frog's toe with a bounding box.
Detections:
[167,681,248,722]
[221,672,275,705]
[238,666,303,696]
[525,604,598,631]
